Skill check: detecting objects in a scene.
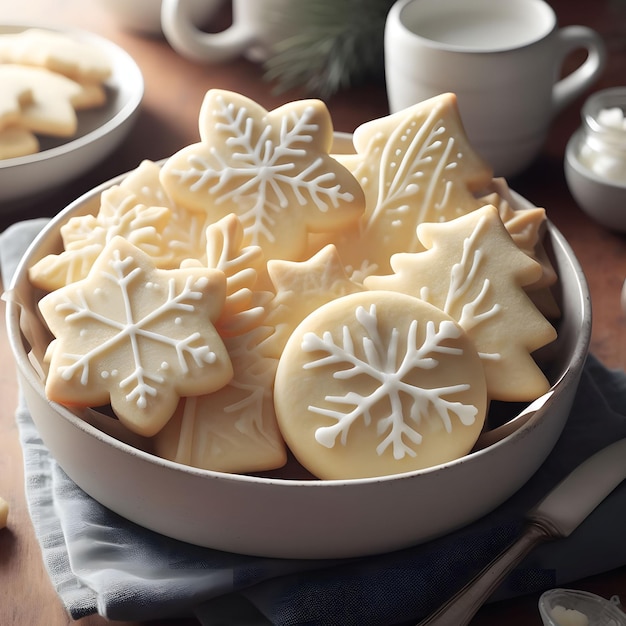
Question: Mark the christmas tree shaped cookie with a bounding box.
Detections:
[331,93,493,280]
[38,236,233,436]
[365,205,557,401]
[160,89,365,261]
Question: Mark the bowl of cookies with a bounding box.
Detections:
[6,90,591,559]
[0,24,143,206]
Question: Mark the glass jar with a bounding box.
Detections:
[577,87,626,183]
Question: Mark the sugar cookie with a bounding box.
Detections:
[29,185,172,290]
[0,64,82,137]
[203,213,269,337]
[160,89,365,261]
[121,160,211,268]
[0,81,32,131]
[0,28,110,160]
[70,80,107,110]
[480,178,561,319]
[331,93,493,281]
[38,236,233,437]
[154,328,287,474]
[0,125,39,159]
[274,291,487,479]
[366,205,557,401]
[0,28,112,83]
[262,244,363,358]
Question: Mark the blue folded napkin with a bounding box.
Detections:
[3,219,626,626]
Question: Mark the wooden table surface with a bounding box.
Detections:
[1,1,625,624]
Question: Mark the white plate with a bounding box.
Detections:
[0,23,143,206]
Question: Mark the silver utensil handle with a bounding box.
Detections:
[417,523,552,626]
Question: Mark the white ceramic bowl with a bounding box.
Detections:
[565,129,626,233]
[0,23,143,206]
[6,173,591,559]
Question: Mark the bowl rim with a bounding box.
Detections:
[5,173,592,489]
[0,21,144,170]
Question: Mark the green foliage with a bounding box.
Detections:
[263,0,395,97]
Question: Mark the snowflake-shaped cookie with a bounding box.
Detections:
[29,185,172,291]
[159,89,365,261]
[274,291,487,479]
[121,159,211,267]
[38,236,233,436]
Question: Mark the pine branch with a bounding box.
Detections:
[263,0,395,97]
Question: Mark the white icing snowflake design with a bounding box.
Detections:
[301,304,478,460]
[41,237,231,434]
[164,91,361,259]
[57,252,212,397]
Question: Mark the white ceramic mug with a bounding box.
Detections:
[384,0,607,177]
[161,0,295,63]
[97,0,223,36]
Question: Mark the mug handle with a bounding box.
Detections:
[161,0,255,63]
[552,26,607,115]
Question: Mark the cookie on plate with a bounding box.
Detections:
[0,28,112,83]
[0,64,85,137]
[0,125,39,159]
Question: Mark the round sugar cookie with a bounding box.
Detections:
[274,291,487,479]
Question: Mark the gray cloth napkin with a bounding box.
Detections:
[3,219,626,626]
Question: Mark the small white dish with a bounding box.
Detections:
[564,88,626,234]
[539,589,626,626]
[0,23,143,207]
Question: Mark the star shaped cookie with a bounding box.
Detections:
[262,244,363,357]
